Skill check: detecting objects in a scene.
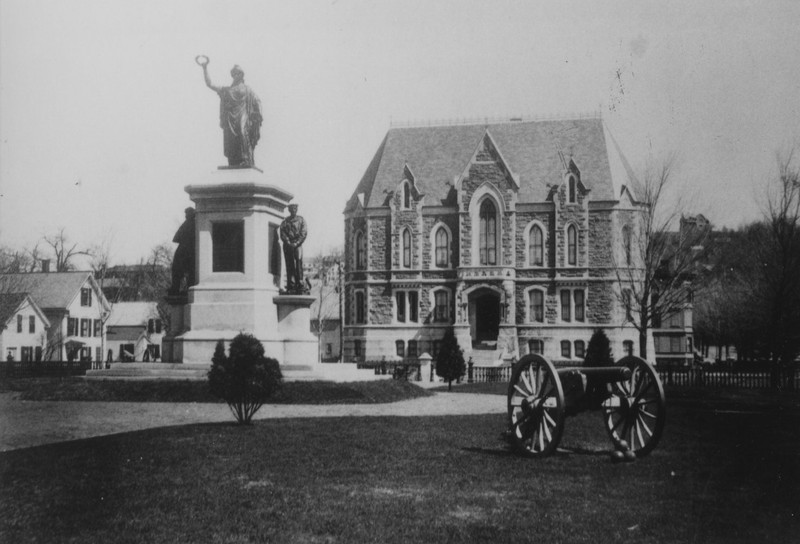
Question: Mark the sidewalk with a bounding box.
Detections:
[0,392,506,452]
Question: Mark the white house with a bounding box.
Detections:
[0,293,51,361]
[106,302,164,362]
[0,272,111,364]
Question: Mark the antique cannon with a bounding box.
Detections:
[506,354,666,457]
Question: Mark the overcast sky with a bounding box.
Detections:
[1,0,799,266]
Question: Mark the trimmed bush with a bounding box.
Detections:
[585,328,614,406]
[435,327,466,391]
[585,328,614,367]
[208,334,283,424]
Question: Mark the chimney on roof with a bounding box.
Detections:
[41,259,50,273]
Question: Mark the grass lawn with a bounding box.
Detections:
[0,376,431,404]
[2,390,800,543]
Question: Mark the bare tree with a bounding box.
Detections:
[750,150,800,388]
[0,244,41,273]
[309,248,343,362]
[43,228,93,272]
[615,154,709,359]
[89,234,115,288]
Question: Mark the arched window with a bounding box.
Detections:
[401,229,411,268]
[568,175,577,203]
[529,224,543,266]
[622,225,632,266]
[355,231,366,270]
[435,227,449,268]
[529,289,544,323]
[403,182,411,209]
[567,224,577,266]
[479,199,497,265]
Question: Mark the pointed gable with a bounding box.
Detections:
[456,130,521,190]
[0,293,51,330]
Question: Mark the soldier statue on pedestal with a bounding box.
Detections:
[169,207,196,296]
[280,203,308,294]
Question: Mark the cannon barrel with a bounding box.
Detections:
[557,366,631,384]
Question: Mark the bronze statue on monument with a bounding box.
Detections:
[169,207,197,296]
[196,55,263,168]
[280,203,308,294]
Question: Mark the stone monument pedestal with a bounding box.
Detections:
[163,167,317,367]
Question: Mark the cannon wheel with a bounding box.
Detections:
[602,356,666,457]
[507,354,566,457]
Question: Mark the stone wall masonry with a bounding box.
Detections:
[501,213,514,266]
[422,214,459,270]
[588,211,613,273]
[343,284,352,325]
[617,209,640,269]
[392,210,420,269]
[368,216,390,270]
[346,216,367,272]
[462,164,515,209]
[555,185,588,268]
[545,288,559,323]
[458,161,518,267]
[460,213,472,266]
[587,281,614,324]
[369,284,393,325]
[516,269,555,280]
[515,211,555,268]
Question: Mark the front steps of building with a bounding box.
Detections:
[85,362,386,383]
[467,344,507,367]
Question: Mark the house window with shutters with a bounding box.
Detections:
[81,288,92,307]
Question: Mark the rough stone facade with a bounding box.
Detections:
[342,119,645,364]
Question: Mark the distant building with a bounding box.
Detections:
[105,302,164,362]
[650,214,711,367]
[0,272,111,363]
[309,280,341,362]
[343,117,645,364]
[0,293,50,362]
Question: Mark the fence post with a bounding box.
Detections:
[467,359,474,383]
[418,353,432,383]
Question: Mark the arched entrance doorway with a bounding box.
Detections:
[468,288,501,348]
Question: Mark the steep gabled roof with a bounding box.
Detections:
[0,293,51,329]
[0,293,29,328]
[345,117,630,211]
[0,272,110,312]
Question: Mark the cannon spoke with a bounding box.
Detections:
[602,356,666,457]
[636,412,654,437]
[507,355,565,457]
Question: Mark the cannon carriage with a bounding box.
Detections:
[506,354,666,457]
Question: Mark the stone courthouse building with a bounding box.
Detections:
[342,116,645,365]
